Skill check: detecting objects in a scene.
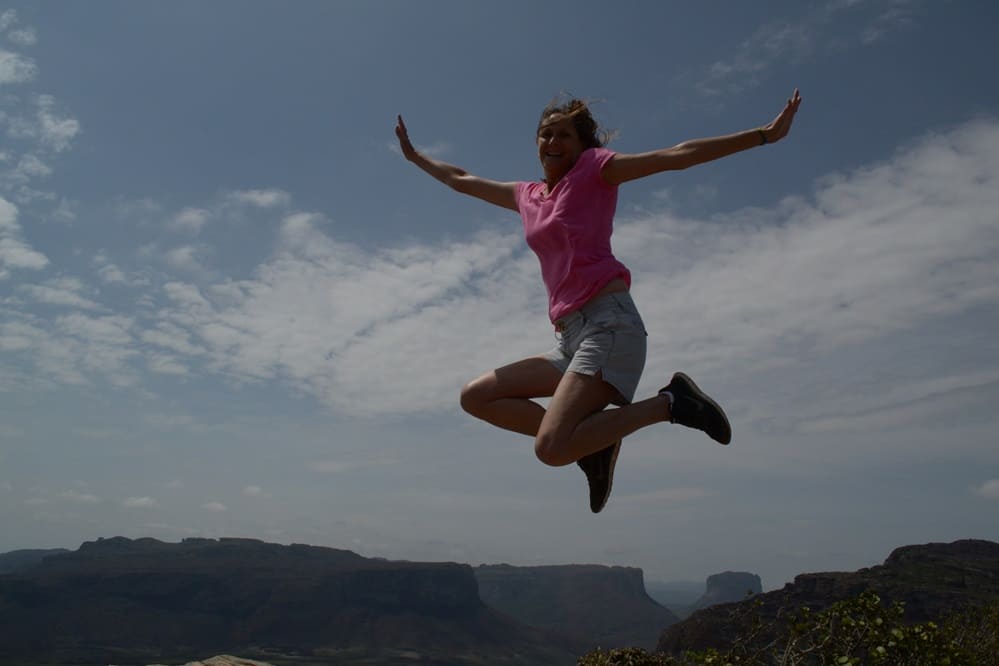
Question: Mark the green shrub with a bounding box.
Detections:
[578,592,999,666]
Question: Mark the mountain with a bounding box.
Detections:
[0,536,577,666]
[645,572,762,620]
[0,548,69,574]
[658,539,999,655]
[475,564,679,650]
[690,570,761,610]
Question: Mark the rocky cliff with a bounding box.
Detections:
[475,563,680,650]
[691,570,762,610]
[658,539,999,655]
[0,548,68,574]
[0,537,576,666]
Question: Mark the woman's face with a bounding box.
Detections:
[537,116,584,184]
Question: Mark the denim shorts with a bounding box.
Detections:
[541,291,648,405]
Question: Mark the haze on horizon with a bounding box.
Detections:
[1,1,997,590]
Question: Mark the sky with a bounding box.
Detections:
[1,0,997,590]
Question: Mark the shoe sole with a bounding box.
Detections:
[673,372,731,445]
[592,440,621,513]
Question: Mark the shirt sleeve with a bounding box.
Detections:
[514,181,530,214]
[579,147,616,186]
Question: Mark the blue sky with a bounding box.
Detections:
[1,0,997,589]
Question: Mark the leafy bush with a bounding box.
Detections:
[578,592,999,665]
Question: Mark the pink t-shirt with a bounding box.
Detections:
[516,147,631,323]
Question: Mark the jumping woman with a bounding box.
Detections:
[396,90,802,513]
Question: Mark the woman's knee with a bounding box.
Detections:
[459,377,491,417]
[534,431,571,467]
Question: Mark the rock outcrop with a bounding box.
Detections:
[475,563,680,650]
[691,570,762,610]
[658,539,999,655]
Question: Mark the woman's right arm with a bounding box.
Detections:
[396,116,519,212]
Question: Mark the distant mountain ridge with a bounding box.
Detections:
[0,537,682,665]
[0,548,69,574]
[0,536,577,666]
[658,539,999,655]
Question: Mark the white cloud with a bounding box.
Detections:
[58,312,134,346]
[7,28,37,47]
[169,207,211,233]
[59,490,99,504]
[861,4,919,44]
[146,353,188,375]
[151,209,533,414]
[43,312,140,386]
[225,189,290,208]
[388,140,452,159]
[129,118,998,420]
[165,244,211,273]
[96,262,127,284]
[92,251,149,287]
[50,198,76,223]
[243,485,267,497]
[14,153,50,178]
[973,480,999,500]
[19,277,101,309]
[0,236,48,271]
[0,48,36,85]
[0,10,16,31]
[140,322,204,357]
[0,319,36,351]
[202,501,227,512]
[3,116,998,457]
[36,96,79,152]
[696,1,919,96]
[621,119,999,381]
[0,196,17,231]
[123,496,158,508]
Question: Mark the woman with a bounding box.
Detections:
[395,89,801,513]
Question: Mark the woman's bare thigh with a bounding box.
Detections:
[461,356,564,405]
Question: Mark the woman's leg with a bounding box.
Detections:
[460,357,565,436]
[534,371,670,467]
[461,356,671,466]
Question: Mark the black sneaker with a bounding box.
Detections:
[661,372,731,445]
[577,440,621,514]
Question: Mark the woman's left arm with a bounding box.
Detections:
[602,89,801,185]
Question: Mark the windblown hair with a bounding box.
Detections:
[537,96,612,149]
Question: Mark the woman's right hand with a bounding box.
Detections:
[395,115,417,161]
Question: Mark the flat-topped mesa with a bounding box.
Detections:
[692,571,762,610]
[0,536,520,665]
[475,563,679,651]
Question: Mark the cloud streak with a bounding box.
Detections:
[695,1,922,96]
[3,118,998,432]
[973,480,999,500]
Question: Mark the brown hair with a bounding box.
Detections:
[537,97,610,149]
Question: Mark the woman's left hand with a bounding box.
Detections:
[395,115,418,161]
[761,89,802,144]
